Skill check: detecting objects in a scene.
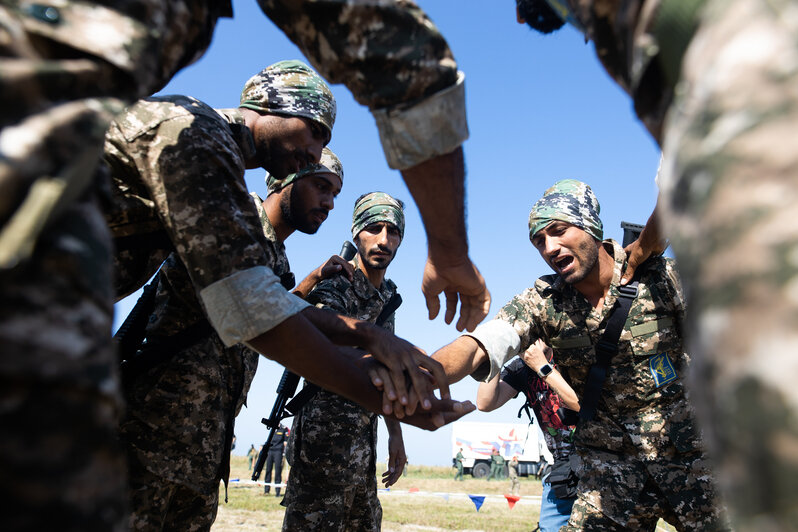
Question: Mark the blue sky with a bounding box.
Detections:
[114,0,661,466]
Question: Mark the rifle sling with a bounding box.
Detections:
[120,318,213,383]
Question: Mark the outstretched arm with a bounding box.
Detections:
[246,312,473,430]
[431,335,489,384]
[402,148,490,332]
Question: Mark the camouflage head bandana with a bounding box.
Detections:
[528,179,603,241]
[266,147,343,194]
[351,192,405,240]
[240,59,336,136]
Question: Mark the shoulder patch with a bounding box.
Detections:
[649,353,678,387]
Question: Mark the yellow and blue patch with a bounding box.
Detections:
[649,353,677,387]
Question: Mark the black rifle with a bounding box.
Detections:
[251,240,357,481]
[620,221,645,248]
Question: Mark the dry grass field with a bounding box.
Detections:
[213,457,676,531]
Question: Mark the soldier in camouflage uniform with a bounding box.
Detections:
[513,1,798,527]
[108,65,346,526]
[433,180,728,530]
[282,192,408,532]
[2,2,481,527]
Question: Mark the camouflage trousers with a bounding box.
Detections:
[659,0,798,529]
[127,450,218,532]
[0,183,126,531]
[281,466,382,532]
[563,447,726,531]
[282,389,381,531]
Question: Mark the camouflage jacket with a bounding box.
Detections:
[469,240,701,456]
[104,95,307,346]
[121,193,291,491]
[285,264,397,489]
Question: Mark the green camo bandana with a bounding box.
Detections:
[240,60,336,137]
[266,147,343,194]
[528,179,603,241]
[351,192,405,240]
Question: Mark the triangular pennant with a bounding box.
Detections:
[408,487,419,493]
[468,495,485,512]
[504,494,520,509]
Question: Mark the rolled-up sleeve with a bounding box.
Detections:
[200,266,309,346]
[259,0,468,169]
[464,319,522,383]
[373,71,468,169]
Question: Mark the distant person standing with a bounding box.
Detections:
[247,445,258,471]
[263,425,289,497]
[488,449,504,481]
[454,448,464,481]
[508,456,520,496]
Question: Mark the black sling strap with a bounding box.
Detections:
[577,280,639,421]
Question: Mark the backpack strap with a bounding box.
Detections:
[578,280,639,421]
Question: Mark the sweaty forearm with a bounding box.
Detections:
[401,147,468,263]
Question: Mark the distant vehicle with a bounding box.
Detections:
[451,421,553,478]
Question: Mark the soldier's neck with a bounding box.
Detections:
[357,256,385,288]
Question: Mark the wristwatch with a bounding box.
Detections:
[537,363,554,379]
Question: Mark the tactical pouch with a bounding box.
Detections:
[547,456,578,500]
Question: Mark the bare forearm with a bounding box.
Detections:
[542,371,580,411]
[385,417,403,439]
[476,374,506,412]
[300,305,379,348]
[401,147,468,262]
[292,271,321,300]
[247,314,383,412]
[432,336,486,383]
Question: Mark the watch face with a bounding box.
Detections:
[539,364,553,377]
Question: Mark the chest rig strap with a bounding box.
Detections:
[579,280,639,421]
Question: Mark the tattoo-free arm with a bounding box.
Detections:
[401,148,490,333]
[476,374,518,412]
[431,335,489,384]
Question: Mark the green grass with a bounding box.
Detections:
[216,456,675,531]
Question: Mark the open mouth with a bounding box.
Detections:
[554,255,574,273]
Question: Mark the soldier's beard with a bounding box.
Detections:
[280,186,323,235]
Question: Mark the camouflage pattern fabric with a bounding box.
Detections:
[544,0,798,527]
[126,443,220,532]
[105,98,267,300]
[351,191,406,240]
[1,1,461,527]
[282,266,398,531]
[0,3,229,528]
[267,146,343,194]
[240,59,336,137]
[528,179,603,241]
[655,0,798,528]
[120,192,291,526]
[491,241,726,530]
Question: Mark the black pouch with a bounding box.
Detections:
[548,456,578,499]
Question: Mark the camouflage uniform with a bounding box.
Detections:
[540,1,798,527]
[119,190,290,530]
[282,267,398,532]
[1,2,464,528]
[467,241,725,530]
